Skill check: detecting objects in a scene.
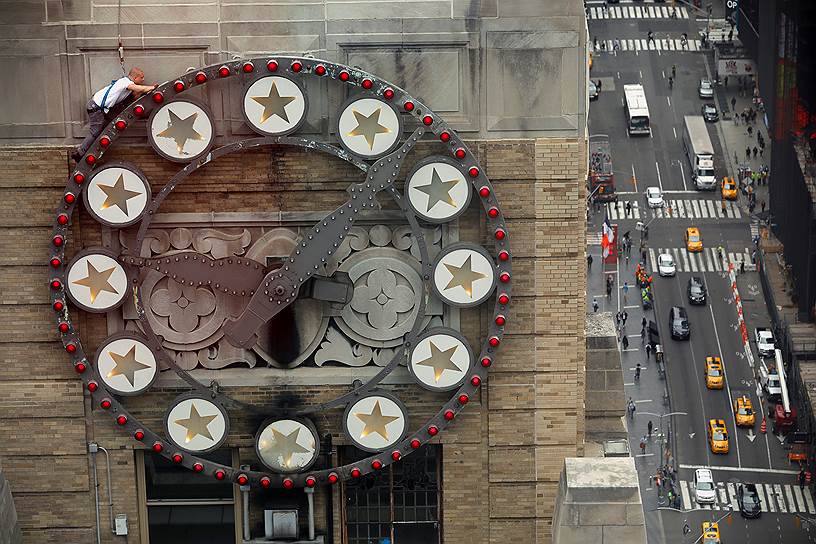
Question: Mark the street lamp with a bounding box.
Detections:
[638,411,688,472]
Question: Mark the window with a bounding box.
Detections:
[139,449,237,544]
[342,445,441,544]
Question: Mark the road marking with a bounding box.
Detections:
[805,487,816,514]
[709,303,741,468]
[649,248,658,273]
[681,480,692,509]
[679,248,690,271]
[635,399,652,403]
[624,305,639,309]
[704,249,714,271]
[765,484,777,512]
[689,250,698,272]
[774,484,787,513]
[635,453,655,457]
[786,485,798,513]
[727,482,739,511]
[679,464,800,475]
[718,485,728,505]
[673,126,677,139]
[755,484,768,512]
[655,161,663,192]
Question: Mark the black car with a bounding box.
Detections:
[687,276,707,305]
[669,306,690,340]
[702,103,719,122]
[738,483,762,518]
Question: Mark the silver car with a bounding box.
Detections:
[646,186,664,208]
[698,78,714,99]
[658,253,676,277]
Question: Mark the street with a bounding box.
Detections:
[587,1,816,542]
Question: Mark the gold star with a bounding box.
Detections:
[260,427,312,469]
[72,260,119,303]
[98,174,142,216]
[416,341,461,382]
[107,345,151,387]
[443,255,488,297]
[355,400,400,440]
[156,109,204,154]
[174,403,218,443]
[415,168,459,211]
[251,82,296,124]
[348,108,391,150]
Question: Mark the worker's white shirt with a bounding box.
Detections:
[91,76,133,113]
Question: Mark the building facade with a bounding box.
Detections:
[0,1,588,543]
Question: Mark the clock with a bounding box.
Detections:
[51,56,512,488]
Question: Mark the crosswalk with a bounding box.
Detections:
[649,247,755,273]
[595,38,702,52]
[679,479,816,514]
[604,200,743,221]
[588,5,690,19]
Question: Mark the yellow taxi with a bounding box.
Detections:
[702,521,721,543]
[721,177,738,200]
[705,357,724,389]
[589,51,593,71]
[685,227,703,252]
[708,419,729,454]
[734,395,756,427]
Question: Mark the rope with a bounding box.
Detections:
[117,0,125,75]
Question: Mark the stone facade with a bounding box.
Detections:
[0,1,587,543]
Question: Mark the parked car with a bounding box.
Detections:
[694,468,717,504]
[698,78,714,99]
[669,306,690,340]
[737,483,762,518]
[687,276,707,305]
[589,80,599,101]
[646,186,664,208]
[702,103,719,122]
[658,253,676,277]
[754,327,776,357]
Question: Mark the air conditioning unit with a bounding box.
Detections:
[264,509,298,540]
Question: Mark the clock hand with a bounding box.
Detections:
[223,127,426,349]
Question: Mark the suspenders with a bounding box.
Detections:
[98,79,118,113]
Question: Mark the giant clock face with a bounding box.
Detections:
[51,58,512,488]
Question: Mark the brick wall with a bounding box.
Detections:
[0,136,585,544]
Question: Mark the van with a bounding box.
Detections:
[669,306,690,340]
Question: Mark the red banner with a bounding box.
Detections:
[603,224,618,264]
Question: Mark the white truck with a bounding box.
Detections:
[754,327,776,357]
[682,116,716,190]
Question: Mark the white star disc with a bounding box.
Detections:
[95,333,158,396]
[406,157,472,223]
[343,394,407,453]
[242,76,307,136]
[431,244,496,308]
[84,164,150,227]
[148,99,214,163]
[408,328,472,391]
[255,419,319,473]
[165,396,229,453]
[337,97,402,159]
[65,250,128,313]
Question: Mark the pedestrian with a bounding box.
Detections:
[740,260,746,274]
[721,199,727,215]
[622,310,628,325]
[761,199,766,213]
[648,420,653,437]
[751,249,757,264]
[747,125,753,138]
[799,469,806,491]
[622,335,629,350]
[647,30,655,46]
[587,253,593,269]
[642,316,647,329]
[640,438,646,454]
[724,76,728,87]
[746,146,751,160]
[753,146,758,159]
[592,298,599,312]
[641,327,647,343]
[646,343,652,359]
[615,311,621,326]
[614,39,621,51]
[625,252,630,266]
[593,37,598,51]
[597,79,603,92]
[72,67,156,162]
[731,96,737,111]
[635,363,641,381]
[626,201,632,217]
[622,282,629,299]
[759,144,764,158]
[728,28,733,42]
[671,64,676,79]
[627,397,636,419]
[606,281,612,298]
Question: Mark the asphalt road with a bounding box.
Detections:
[587,3,815,543]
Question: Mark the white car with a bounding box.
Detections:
[694,468,716,504]
[658,253,676,277]
[698,78,714,99]
[646,186,664,208]
[754,328,776,357]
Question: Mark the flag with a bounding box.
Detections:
[601,218,614,258]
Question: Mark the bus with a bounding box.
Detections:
[623,84,651,136]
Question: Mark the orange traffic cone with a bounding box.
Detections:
[760,417,767,434]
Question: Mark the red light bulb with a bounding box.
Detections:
[100,398,112,409]
[500,272,511,283]
[328,473,339,484]
[152,442,163,453]
[468,167,480,178]
[99,136,110,148]
[214,469,225,480]
[499,293,509,305]
[471,375,482,386]
[455,148,466,159]
[115,120,126,131]
[65,343,76,353]
[195,72,207,84]
[458,394,469,404]
[361,78,373,89]
[64,192,76,204]
[218,66,231,78]
[134,430,145,441]
[173,80,185,92]
[371,460,383,470]
[193,462,204,473]
[403,101,414,111]
[73,172,85,184]
[422,115,433,126]
[391,451,401,461]
[237,474,249,485]
[58,322,69,333]
[428,425,439,436]
[440,131,450,142]
[267,60,278,72]
[444,410,455,421]
[410,439,421,449]
[260,476,271,488]
[305,476,316,487]
[172,453,183,463]
[74,361,87,373]
[487,207,499,218]
[489,336,500,347]
[315,65,326,76]
[498,250,510,261]
[291,62,302,73]
[495,228,506,240]
[383,88,394,99]
[116,415,128,426]
[85,155,96,165]
[495,315,506,326]
[282,478,294,489]
[50,279,62,290]
[350,468,361,478]
[57,213,69,225]
[339,71,349,82]
[134,104,145,116]
[242,62,254,73]
[152,92,164,103]
[87,381,98,392]
[51,258,62,268]
[53,300,64,311]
